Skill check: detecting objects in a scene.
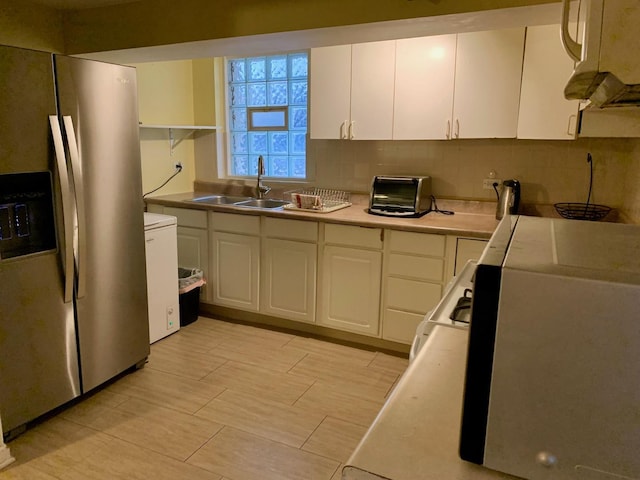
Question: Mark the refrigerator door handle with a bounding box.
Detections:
[49,115,74,304]
[62,115,87,300]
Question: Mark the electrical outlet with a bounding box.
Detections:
[174,162,183,170]
[483,178,502,190]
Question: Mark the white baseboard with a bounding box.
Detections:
[0,445,15,470]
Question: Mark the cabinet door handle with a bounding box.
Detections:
[446,120,451,140]
[349,121,355,140]
[454,119,460,139]
[567,114,577,136]
[340,121,347,139]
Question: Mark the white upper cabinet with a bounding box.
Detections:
[393,35,457,140]
[452,27,525,139]
[310,45,352,140]
[350,41,396,140]
[310,41,396,140]
[517,24,580,140]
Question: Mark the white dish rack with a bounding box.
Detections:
[284,188,351,213]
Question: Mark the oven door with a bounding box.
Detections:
[410,260,476,363]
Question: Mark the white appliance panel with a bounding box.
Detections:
[144,213,179,343]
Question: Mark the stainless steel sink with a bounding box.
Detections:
[190,195,251,205]
[233,198,290,209]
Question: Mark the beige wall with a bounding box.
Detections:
[62,0,555,55]
[135,60,199,197]
[0,0,65,52]
[308,137,639,220]
[137,57,640,222]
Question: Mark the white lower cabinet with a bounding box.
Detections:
[382,230,446,344]
[176,226,210,302]
[318,224,383,336]
[210,212,260,312]
[444,236,489,281]
[261,218,318,323]
[146,204,491,347]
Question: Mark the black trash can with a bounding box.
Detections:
[178,268,205,326]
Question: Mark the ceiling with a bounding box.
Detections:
[29,0,138,10]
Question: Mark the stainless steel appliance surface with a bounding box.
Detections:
[368,175,432,217]
[459,215,640,480]
[562,0,640,108]
[0,45,150,437]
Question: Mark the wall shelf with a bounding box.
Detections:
[139,124,217,156]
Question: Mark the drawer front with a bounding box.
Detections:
[163,207,208,229]
[263,217,318,242]
[388,253,444,282]
[386,277,441,314]
[383,309,424,344]
[388,230,445,257]
[324,223,382,249]
[211,212,260,235]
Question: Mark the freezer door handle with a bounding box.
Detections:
[49,116,74,304]
[63,115,87,299]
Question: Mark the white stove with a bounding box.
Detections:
[410,260,476,362]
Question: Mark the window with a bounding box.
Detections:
[227,53,308,178]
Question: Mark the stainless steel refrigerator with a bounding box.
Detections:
[0,45,150,437]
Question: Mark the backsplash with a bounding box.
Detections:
[308,137,639,214]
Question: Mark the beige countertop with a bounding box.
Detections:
[342,325,519,480]
[145,192,499,239]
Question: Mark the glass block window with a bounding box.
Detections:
[228,52,308,178]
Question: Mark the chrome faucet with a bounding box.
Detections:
[256,155,271,199]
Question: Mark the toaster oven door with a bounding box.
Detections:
[370,177,420,216]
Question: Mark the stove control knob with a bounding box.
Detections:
[535,451,558,468]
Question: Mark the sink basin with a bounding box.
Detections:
[233,199,290,209]
[191,195,251,205]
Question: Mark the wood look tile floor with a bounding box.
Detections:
[1,318,409,480]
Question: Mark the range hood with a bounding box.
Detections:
[561,0,640,108]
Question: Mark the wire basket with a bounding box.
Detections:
[554,202,611,221]
[284,188,351,213]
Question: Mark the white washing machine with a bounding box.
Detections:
[143,213,180,343]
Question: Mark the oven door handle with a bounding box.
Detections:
[49,115,74,304]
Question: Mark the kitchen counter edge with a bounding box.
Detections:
[145,192,498,239]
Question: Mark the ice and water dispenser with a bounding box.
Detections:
[0,172,57,260]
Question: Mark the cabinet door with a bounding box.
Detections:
[350,40,396,140]
[261,238,317,323]
[455,238,488,276]
[453,28,525,138]
[310,45,352,139]
[393,35,457,140]
[176,226,210,303]
[517,24,580,140]
[319,245,381,336]
[211,231,259,311]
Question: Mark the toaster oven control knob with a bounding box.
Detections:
[535,451,558,468]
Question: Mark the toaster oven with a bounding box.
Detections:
[368,176,432,217]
